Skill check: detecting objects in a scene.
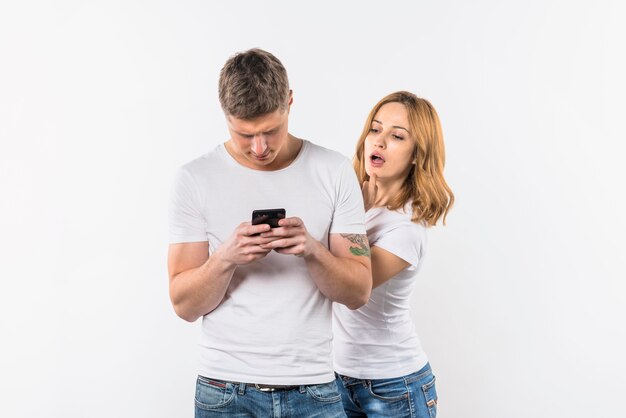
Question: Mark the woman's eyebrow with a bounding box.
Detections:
[373,119,409,133]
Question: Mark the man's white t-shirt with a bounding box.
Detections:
[333,204,429,379]
[169,140,365,385]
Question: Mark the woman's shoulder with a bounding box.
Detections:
[366,204,428,266]
[366,204,427,244]
[368,204,425,229]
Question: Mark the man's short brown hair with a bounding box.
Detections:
[218,48,290,120]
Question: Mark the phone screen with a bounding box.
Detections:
[251,208,286,228]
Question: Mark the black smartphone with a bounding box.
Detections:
[251,208,286,228]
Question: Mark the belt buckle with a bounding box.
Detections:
[255,384,276,392]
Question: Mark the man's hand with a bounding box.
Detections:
[259,216,371,309]
[215,222,281,265]
[361,173,378,211]
[168,221,283,321]
[259,217,316,257]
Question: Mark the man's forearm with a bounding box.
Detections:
[170,252,237,322]
[304,240,372,310]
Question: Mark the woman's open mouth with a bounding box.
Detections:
[370,152,385,167]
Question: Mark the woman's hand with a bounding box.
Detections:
[361,173,378,211]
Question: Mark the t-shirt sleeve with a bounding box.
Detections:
[168,167,208,243]
[372,223,426,269]
[329,160,366,235]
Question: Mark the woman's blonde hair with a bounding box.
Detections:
[354,91,454,226]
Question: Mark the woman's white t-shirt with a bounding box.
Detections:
[332,203,429,379]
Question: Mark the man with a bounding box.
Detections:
[168,48,372,417]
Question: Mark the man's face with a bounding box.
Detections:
[226,107,291,171]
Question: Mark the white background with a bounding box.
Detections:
[1,1,625,417]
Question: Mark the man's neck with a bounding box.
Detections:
[272,134,302,169]
[225,134,303,171]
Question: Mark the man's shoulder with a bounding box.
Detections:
[303,140,351,167]
[179,145,223,174]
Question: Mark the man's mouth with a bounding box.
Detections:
[251,151,271,160]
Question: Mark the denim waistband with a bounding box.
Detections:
[198,375,333,393]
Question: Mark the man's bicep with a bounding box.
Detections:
[168,241,209,280]
[328,233,371,268]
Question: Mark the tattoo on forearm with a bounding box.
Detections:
[340,233,371,257]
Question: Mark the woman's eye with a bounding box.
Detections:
[370,128,380,133]
[393,134,404,140]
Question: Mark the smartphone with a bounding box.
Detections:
[251,208,286,228]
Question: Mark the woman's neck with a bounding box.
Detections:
[373,177,404,208]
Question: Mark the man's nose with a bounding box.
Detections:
[252,135,268,155]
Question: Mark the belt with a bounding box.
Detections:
[248,383,301,392]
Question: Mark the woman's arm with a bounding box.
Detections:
[370,246,410,288]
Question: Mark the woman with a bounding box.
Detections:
[333,91,454,418]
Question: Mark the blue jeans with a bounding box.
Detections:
[335,363,438,418]
[194,376,347,417]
